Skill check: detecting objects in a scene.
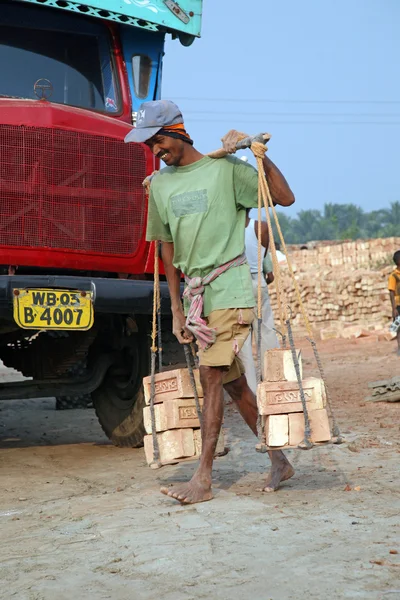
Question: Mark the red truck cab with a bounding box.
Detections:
[0,0,202,446]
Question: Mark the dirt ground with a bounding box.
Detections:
[0,336,399,600]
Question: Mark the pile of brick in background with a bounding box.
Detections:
[269,237,400,336]
[142,368,224,465]
[286,237,400,270]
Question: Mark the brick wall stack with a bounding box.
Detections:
[286,237,400,270]
[269,238,399,332]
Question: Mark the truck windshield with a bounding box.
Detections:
[0,23,120,113]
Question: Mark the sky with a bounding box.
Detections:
[161,0,399,217]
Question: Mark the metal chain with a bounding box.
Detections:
[191,343,199,369]
[308,338,344,443]
[149,349,162,468]
[274,327,287,349]
[286,315,313,449]
[184,344,203,428]
[255,316,267,452]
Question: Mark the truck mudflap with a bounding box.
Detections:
[0,275,173,322]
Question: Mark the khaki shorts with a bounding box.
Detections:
[198,308,254,384]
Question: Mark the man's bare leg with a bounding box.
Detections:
[224,374,295,492]
[160,365,224,504]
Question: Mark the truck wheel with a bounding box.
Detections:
[161,328,185,366]
[92,319,185,448]
[92,382,146,448]
[92,328,148,448]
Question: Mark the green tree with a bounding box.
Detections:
[273,202,400,244]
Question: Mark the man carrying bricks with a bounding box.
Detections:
[125,100,295,504]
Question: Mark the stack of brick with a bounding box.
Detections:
[142,368,224,465]
[286,237,400,271]
[257,349,331,447]
[269,266,391,329]
[269,238,396,330]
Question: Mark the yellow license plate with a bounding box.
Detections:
[13,289,94,331]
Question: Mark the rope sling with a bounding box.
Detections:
[147,133,343,468]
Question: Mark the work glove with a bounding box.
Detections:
[221,129,249,154]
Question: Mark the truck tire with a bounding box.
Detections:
[92,318,185,448]
[161,328,185,366]
[92,381,146,448]
[91,327,147,447]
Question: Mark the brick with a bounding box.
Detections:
[143,397,203,434]
[256,400,320,415]
[341,325,365,339]
[289,413,306,446]
[265,414,289,447]
[164,398,203,429]
[143,429,195,465]
[143,403,167,434]
[263,348,302,382]
[320,328,340,341]
[288,409,331,444]
[257,377,325,415]
[193,429,225,456]
[309,408,331,442]
[143,368,203,405]
[379,331,396,342]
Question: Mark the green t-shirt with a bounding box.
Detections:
[146,155,260,316]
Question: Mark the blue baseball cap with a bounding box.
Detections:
[124,100,183,144]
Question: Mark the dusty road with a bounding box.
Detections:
[0,338,399,600]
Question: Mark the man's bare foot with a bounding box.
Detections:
[263,462,295,493]
[160,475,213,504]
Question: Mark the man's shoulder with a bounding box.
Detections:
[223,155,240,166]
[149,166,175,191]
[155,166,175,179]
[210,155,257,171]
[388,270,398,285]
[224,155,257,169]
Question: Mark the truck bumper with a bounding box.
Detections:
[0,275,173,320]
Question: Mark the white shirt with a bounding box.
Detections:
[245,218,264,274]
[276,249,287,263]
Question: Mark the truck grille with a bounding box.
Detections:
[0,125,147,256]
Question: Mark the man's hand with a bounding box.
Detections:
[221,129,248,154]
[393,308,398,321]
[172,309,194,344]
